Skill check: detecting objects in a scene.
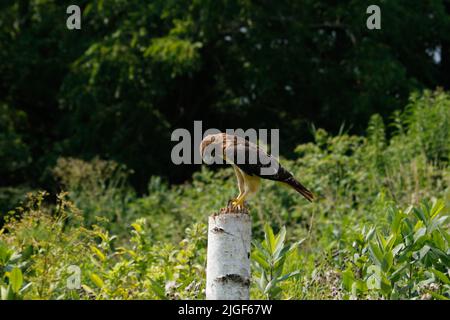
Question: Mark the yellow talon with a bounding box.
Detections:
[231,199,246,210]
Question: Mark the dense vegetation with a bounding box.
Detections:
[1,90,449,299]
[1,1,450,189]
[1,0,449,300]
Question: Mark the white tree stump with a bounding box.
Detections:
[206,212,251,300]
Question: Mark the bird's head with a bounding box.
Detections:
[200,133,225,162]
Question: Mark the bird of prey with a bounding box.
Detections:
[200,133,314,211]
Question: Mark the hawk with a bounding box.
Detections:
[200,133,314,211]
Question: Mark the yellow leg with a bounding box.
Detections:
[233,165,245,201]
[231,174,260,209]
[231,191,248,209]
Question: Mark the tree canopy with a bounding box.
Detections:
[1,0,449,190]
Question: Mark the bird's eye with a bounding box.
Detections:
[211,136,215,142]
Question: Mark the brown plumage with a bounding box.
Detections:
[200,133,314,209]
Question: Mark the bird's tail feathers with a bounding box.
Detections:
[285,177,314,202]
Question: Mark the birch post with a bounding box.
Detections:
[206,212,251,300]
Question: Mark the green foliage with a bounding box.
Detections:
[0,90,449,299]
[0,241,29,300]
[252,223,303,299]
[52,157,135,234]
[144,37,203,77]
[2,1,450,187]
[0,192,207,300]
[403,90,450,163]
[343,200,449,299]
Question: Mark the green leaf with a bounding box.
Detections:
[258,270,268,292]
[90,246,106,262]
[431,269,450,285]
[429,216,448,233]
[392,243,405,256]
[429,247,450,266]
[385,234,397,252]
[425,289,449,300]
[365,227,376,241]
[1,285,15,300]
[273,226,286,258]
[149,280,168,300]
[252,251,270,270]
[417,245,431,260]
[382,251,394,272]
[89,273,104,288]
[267,286,282,300]
[390,209,405,235]
[276,270,300,282]
[368,242,384,267]
[379,275,392,297]
[413,227,427,244]
[342,268,354,291]
[131,223,143,233]
[0,242,13,264]
[276,239,304,261]
[264,223,276,254]
[8,267,23,294]
[252,240,271,261]
[389,263,409,282]
[429,200,445,219]
[377,233,387,251]
[413,207,428,225]
[264,277,277,294]
[352,280,368,296]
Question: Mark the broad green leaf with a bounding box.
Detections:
[342,268,354,291]
[368,242,384,267]
[431,269,450,285]
[8,267,23,294]
[429,200,445,219]
[382,251,393,272]
[264,223,276,254]
[252,251,270,270]
[273,227,286,258]
[252,241,271,261]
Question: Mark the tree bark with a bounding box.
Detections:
[206,212,251,300]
